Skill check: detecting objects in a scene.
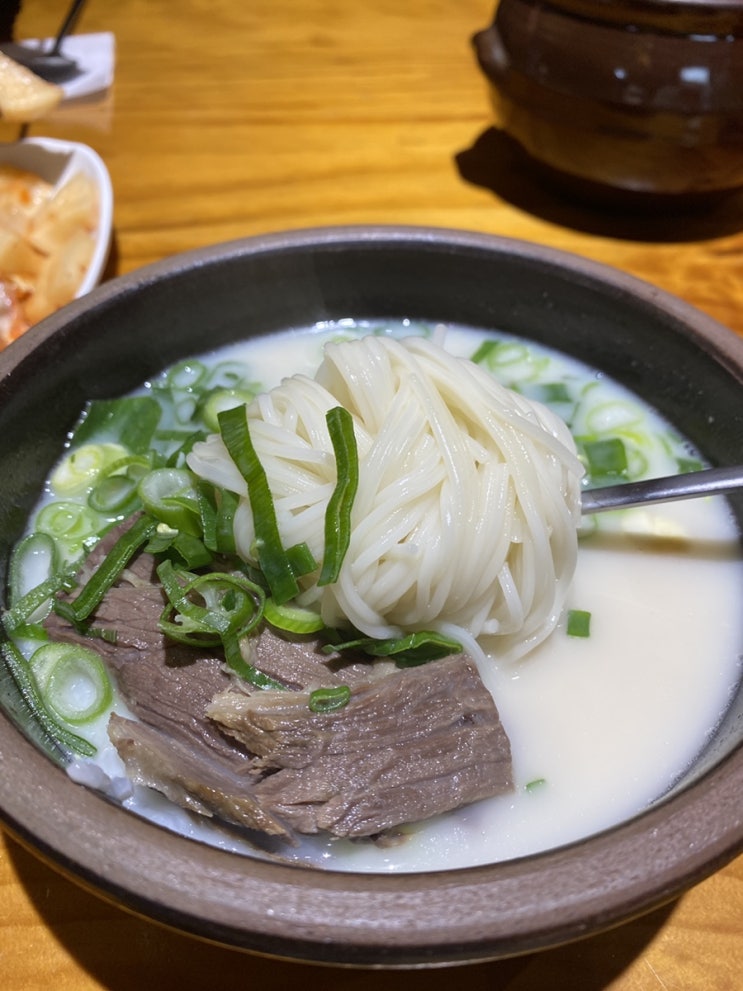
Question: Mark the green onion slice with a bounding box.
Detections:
[35,501,100,554]
[217,405,298,605]
[308,684,351,713]
[30,642,113,725]
[318,406,359,587]
[157,559,265,645]
[264,597,325,635]
[138,468,201,534]
[0,635,96,757]
[582,438,628,482]
[200,387,257,432]
[9,532,58,607]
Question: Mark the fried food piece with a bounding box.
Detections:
[0,51,62,121]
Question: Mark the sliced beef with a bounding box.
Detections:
[209,654,513,837]
[47,519,514,841]
[107,712,291,838]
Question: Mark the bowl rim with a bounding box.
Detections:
[0,224,741,967]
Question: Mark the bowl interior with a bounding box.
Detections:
[0,227,741,965]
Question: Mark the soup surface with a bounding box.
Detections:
[10,321,743,872]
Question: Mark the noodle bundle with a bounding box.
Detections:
[188,335,585,661]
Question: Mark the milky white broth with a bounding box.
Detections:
[26,321,743,873]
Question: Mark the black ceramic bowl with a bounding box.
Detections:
[0,227,742,967]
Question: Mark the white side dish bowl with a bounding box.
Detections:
[0,135,112,303]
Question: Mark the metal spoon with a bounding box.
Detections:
[0,0,86,83]
[581,465,743,515]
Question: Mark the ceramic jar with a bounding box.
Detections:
[473,0,743,202]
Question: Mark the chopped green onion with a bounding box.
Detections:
[309,684,351,713]
[51,443,129,496]
[525,777,547,792]
[222,633,285,690]
[197,483,239,555]
[470,339,499,365]
[54,515,159,627]
[264,598,325,635]
[163,430,204,466]
[157,563,280,690]
[30,642,113,725]
[318,407,359,587]
[87,456,150,515]
[9,532,58,607]
[138,468,201,534]
[286,541,318,579]
[531,382,572,405]
[0,635,96,757]
[200,387,257,432]
[3,571,77,632]
[35,501,100,557]
[585,400,642,435]
[156,559,264,645]
[218,405,299,605]
[677,455,704,474]
[582,437,628,481]
[70,397,162,454]
[162,358,207,392]
[566,609,591,638]
[169,531,213,569]
[326,629,462,664]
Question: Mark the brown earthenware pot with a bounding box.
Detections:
[474,0,743,204]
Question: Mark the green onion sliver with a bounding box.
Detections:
[309,684,351,713]
[326,629,462,665]
[55,514,159,626]
[36,501,100,551]
[222,633,285,690]
[318,406,359,587]
[4,571,76,632]
[30,642,113,725]
[50,442,129,497]
[157,559,265,645]
[218,405,298,605]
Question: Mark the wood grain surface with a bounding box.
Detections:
[1,1,742,988]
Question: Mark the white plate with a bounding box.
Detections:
[0,135,113,298]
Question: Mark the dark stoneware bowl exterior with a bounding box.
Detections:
[0,227,741,966]
[474,0,743,201]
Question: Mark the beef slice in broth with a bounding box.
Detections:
[47,523,514,840]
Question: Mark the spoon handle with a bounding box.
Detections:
[581,465,743,515]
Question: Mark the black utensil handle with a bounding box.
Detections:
[49,0,87,55]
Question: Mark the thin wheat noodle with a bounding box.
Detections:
[188,334,584,661]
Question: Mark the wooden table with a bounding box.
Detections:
[1,1,742,987]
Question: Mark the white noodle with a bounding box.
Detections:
[188,335,584,661]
